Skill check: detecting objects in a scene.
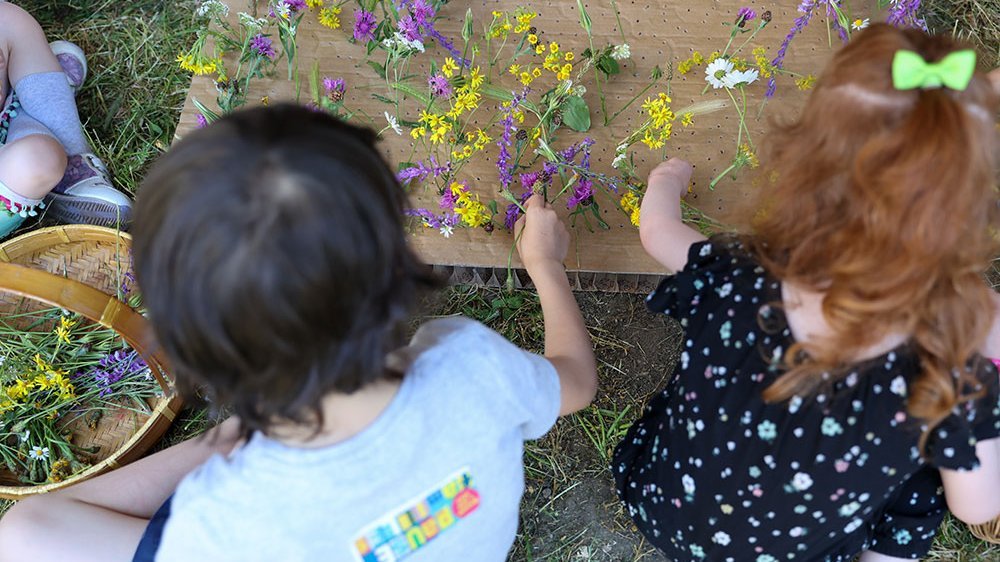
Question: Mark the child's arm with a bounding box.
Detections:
[941,293,1000,524]
[639,158,707,273]
[516,194,598,416]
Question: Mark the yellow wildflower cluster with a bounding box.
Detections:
[752,47,777,78]
[441,57,460,78]
[730,56,749,71]
[681,112,694,127]
[2,354,76,406]
[306,0,323,7]
[795,74,817,91]
[48,459,72,483]
[176,52,222,76]
[678,51,705,75]
[450,183,491,228]
[512,63,543,86]
[54,316,75,345]
[541,42,574,81]
[448,67,484,118]
[738,143,760,169]
[452,129,493,161]
[620,191,641,227]
[413,67,484,142]
[489,11,513,38]
[513,8,537,34]
[319,6,342,29]
[640,93,676,149]
[415,110,452,143]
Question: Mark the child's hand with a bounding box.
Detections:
[645,158,694,198]
[515,194,569,274]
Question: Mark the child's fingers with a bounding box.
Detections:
[524,193,547,210]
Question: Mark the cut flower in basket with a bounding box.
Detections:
[0,307,161,485]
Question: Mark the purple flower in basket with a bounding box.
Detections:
[250,34,276,60]
[76,349,149,397]
[353,9,378,43]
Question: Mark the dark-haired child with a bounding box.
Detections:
[0,104,597,561]
[0,2,133,236]
[615,25,1000,562]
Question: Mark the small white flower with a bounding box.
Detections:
[682,474,696,495]
[705,58,735,89]
[239,12,268,31]
[611,43,631,61]
[384,112,402,135]
[852,18,870,31]
[890,376,907,396]
[612,152,628,169]
[723,68,759,89]
[712,531,731,546]
[273,2,290,19]
[19,430,30,443]
[197,0,229,18]
[28,446,49,461]
[439,224,454,238]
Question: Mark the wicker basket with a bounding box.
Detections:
[968,517,1000,545]
[0,225,181,499]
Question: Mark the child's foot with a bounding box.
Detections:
[45,154,133,229]
[49,40,87,92]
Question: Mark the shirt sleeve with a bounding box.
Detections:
[399,317,561,441]
[645,236,761,320]
[925,359,1000,470]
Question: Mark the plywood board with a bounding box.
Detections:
[177,1,873,275]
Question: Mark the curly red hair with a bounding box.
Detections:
[747,24,1000,452]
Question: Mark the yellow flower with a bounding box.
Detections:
[176,52,220,76]
[442,58,459,78]
[319,6,341,29]
[692,51,705,64]
[641,130,666,150]
[468,67,485,90]
[739,144,760,168]
[528,34,539,45]
[306,0,323,7]
[532,67,542,78]
[557,63,572,81]
[681,113,694,127]
[492,10,503,18]
[795,74,816,91]
[620,191,641,227]
[752,47,773,78]
[519,71,534,86]
[514,9,537,34]
[508,64,521,75]
[535,45,545,55]
[549,42,559,54]
[564,52,574,62]
[33,354,52,373]
[6,379,32,401]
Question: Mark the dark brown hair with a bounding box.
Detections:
[747,25,1000,451]
[133,104,439,437]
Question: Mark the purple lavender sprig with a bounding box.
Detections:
[74,349,149,397]
[397,156,450,186]
[497,94,525,190]
[887,0,927,31]
[767,0,821,97]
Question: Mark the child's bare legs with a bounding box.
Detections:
[0,418,241,562]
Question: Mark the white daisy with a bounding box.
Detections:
[705,58,735,89]
[29,446,49,461]
[439,224,454,238]
[611,43,631,61]
[852,18,870,31]
[723,68,759,89]
[384,112,402,135]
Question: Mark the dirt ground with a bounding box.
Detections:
[500,291,684,562]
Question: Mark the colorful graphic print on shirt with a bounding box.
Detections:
[351,468,481,562]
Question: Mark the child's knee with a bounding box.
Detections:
[0,134,67,193]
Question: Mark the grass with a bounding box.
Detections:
[1,1,999,560]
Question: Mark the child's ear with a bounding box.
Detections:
[989,68,1000,95]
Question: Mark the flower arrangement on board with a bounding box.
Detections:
[178,0,931,247]
[0,303,162,485]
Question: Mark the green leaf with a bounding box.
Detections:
[562,96,591,132]
[596,54,620,76]
[462,8,474,42]
[371,93,396,105]
[576,0,592,33]
[367,60,387,79]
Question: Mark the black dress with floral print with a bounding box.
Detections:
[613,236,1000,562]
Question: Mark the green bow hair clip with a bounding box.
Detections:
[892,49,977,91]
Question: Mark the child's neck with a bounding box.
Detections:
[266,378,403,449]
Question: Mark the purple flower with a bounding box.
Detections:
[323,77,346,101]
[353,9,378,43]
[76,349,149,397]
[428,73,453,97]
[405,208,460,231]
[503,190,532,230]
[566,178,594,209]
[767,0,820,97]
[284,0,306,11]
[887,0,927,31]
[410,0,435,24]
[398,15,421,41]
[426,24,467,65]
[250,34,276,60]
[195,114,208,129]
[737,7,757,26]
[397,156,449,186]
[496,96,522,190]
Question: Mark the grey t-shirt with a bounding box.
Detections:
[155,317,560,562]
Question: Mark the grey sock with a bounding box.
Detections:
[12,71,90,155]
